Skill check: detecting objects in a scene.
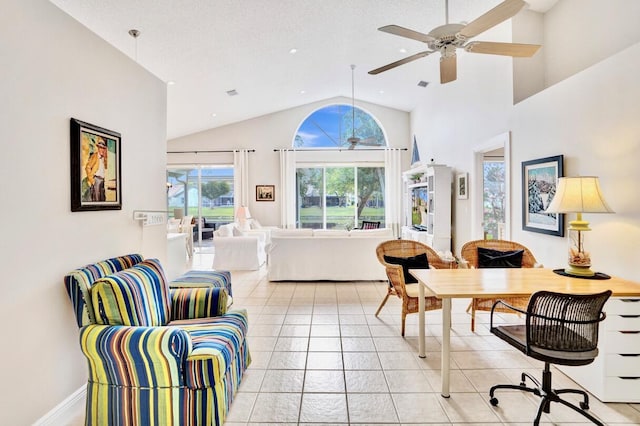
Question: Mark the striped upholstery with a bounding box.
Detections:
[171,287,228,320]
[64,254,144,327]
[170,270,233,297]
[65,255,249,426]
[92,259,172,326]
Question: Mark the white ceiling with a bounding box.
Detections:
[50,0,558,139]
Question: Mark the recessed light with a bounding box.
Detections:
[167,80,175,85]
[289,48,298,54]
[300,90,306,94]
[211,113,217,117]
[379,90,385,94]
[399,48,407,53]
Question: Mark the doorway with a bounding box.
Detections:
[473,132,511,240]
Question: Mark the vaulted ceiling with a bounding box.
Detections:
[50,0,558,139]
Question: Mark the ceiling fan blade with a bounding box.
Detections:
[458,0,526,39]
[465,41,540,57]
[378,25,435,43]
[368,51,433,75]
[440,55,457,84]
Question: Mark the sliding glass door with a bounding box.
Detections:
[296,165,384,229]
[167,166,234,253]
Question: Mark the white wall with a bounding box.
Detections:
[511,42,640,280]
[0,1,168,423]
[544,0,640,87]
[169,97,411,226]
[410,0,640,281]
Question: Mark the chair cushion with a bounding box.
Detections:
[477,247,524,268]
[383,253,430,284]
[91,259,171,326]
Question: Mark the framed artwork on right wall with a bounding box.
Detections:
[521,154,564,236]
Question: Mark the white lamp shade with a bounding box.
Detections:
[235,206,251,220]
[545,176,614,214]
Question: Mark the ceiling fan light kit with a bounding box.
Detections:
[369,0,541,84]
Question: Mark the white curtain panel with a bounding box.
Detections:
[384,148,403,238]
[233,149,250,211]
[278,149,297,228]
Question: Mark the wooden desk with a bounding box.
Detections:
[410,267,640,398]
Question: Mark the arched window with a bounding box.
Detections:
[293,104,387,149]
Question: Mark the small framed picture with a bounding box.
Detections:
[456,173,468,200]
[256,184,275,202]
[522,155,564,236]
[70,118,122,212]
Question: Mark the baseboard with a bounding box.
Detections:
[34,385,85,426]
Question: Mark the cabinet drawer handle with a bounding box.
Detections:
[619,331,640,334]
[619,299,640,303]
[618,354,640,357]
[618,377,640,380]
[620,315,640,318]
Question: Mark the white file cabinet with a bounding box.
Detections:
[557,297,640,402]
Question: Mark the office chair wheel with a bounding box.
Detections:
[580,401,589,410]
[490,397,499,406]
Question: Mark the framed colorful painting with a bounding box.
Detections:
[521,155,564,236]
[70,118,122,211]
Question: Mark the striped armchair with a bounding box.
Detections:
[64,255,250,426]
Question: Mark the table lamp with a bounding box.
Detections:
[235,206,251,230]
[545,176,614,277]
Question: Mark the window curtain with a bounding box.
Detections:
[384,148,403,238]
[233,150,250,211]
[278,149,297,228]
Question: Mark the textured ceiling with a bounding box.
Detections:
[49,0,558,139]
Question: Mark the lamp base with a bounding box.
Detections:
[565,264,595,277]
[553,269,611,280]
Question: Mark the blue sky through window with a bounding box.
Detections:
[294,104,386,148]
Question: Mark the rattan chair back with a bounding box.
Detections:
[461,239,538,268]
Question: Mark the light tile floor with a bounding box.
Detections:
[224,265,640,426]
[66,256,640,425]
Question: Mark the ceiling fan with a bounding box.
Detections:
[369,0,541,84]
[347,64,378,150]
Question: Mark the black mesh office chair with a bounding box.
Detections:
[488,290,612,426]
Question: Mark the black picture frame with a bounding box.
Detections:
[70,118,122,211]
[256,185,275,202]
[522,155,564,236]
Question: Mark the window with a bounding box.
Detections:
[296,165,385,229]
[294,104,386,149]
[167,166,234,252]
[483,160,506,239]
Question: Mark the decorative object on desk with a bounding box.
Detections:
[235,205,251,230]
[456,172,468,199]
[70,118,121,211]
[545,176,614,277]
[522,155,564,236]
[256,184,275,201]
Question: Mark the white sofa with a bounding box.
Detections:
[267,228,394,281]
[212,223,268,270]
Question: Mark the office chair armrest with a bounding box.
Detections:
[489,299,528,329]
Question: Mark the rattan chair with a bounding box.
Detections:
[375,240,456,336]
[489,290,612,426]
[461,239,539,331]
